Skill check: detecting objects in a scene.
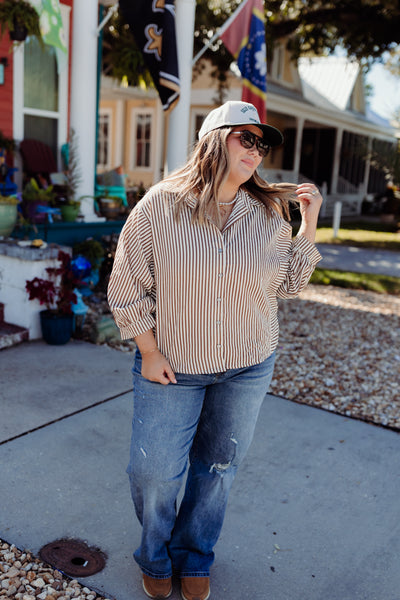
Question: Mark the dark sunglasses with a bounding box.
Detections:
[229,130,271,157]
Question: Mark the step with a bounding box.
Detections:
[0,321,30,350]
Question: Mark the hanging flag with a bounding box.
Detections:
[119,0,180,111]
[220,0,267,122]
[27,0,68,73]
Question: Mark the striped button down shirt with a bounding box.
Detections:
[108,186,322,374]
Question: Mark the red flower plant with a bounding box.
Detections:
[26,250,78,315]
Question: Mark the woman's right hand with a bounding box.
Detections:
[141,350,177,385]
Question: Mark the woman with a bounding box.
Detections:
[108,100,322,600]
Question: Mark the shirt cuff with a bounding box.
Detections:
[118,314,156,340]
[293,234,323,265]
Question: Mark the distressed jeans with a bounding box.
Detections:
[127,350,276,579]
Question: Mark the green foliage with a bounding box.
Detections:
[354,137,400,188]
[102,13,154,89]
[73,239,105,269]
[22,178,56,205]
[64,128,82,204]
[264,0,400,64]
[0,0,42,44]
[193,0,241,100]
[315,225,400,251]
[103,0,400,97]
[310,268,400,296]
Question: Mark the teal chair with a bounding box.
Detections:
[61,144,128,210]
[95,169,128,208]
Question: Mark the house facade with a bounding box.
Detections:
[1,2,398,220]
[1,0,107,221]
[0,0,73,185]
[100,45,398,217]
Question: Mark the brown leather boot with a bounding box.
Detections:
[180,576,210,600]
[142,573,172,599]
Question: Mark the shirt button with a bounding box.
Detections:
[217,344,222,349]
[217,298,222,302]
[218,248,223,253]
[216,321,221,325]
[218,273,223,278]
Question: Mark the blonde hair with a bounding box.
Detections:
[162,127,298,225]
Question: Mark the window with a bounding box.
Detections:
[23,36,59,158]
[268,43,285,81]
[97,111,112,169]
[190,112,208,147]
[133,111,153,169]
[195,114,206,138]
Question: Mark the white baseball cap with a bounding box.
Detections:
[198,101,283,147]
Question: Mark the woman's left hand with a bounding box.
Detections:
[295,183,323,243]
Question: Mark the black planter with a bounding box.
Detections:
[40,310,74,345]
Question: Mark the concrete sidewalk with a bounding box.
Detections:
[317,243,400,277]
[1,340,400,600]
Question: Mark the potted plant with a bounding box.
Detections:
[60,198,81,222]
[0,193,19,237]
[97,194,125,220]
[59,128,82,222]
[22,178,57,224]
[25,250,79,345]
[73,239,105,270]
[0,0,42,44]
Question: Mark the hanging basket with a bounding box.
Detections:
[9,18,28,42]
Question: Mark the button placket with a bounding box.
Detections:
[215,237,226,362]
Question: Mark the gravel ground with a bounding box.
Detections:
[0,542,109,600]
[2,284,399,598]
[271,284,400,430]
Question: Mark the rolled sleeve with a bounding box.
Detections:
[107,203,156,339]
[277,234,322,299]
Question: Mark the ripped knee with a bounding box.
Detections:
[209,434,238,474]
[209,461,232,474]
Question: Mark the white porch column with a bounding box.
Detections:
[292,117,304,182]
[166,0,196,173]
[331,127,344,194]
[362,137,372,195]
[70,0,101,221]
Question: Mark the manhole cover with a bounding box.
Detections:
[39,539,106,577]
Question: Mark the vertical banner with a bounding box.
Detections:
[119,0,180,111]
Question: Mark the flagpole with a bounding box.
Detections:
[166,0,196,173]
[192,0,249,66]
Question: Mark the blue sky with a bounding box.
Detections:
[365,62,400,119]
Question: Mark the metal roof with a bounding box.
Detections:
[298,56,360,111]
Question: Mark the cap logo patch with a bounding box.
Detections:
[240,106,256,114]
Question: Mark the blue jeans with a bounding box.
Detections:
[127,350,276,579]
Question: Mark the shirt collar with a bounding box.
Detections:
[185,187,259,210]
